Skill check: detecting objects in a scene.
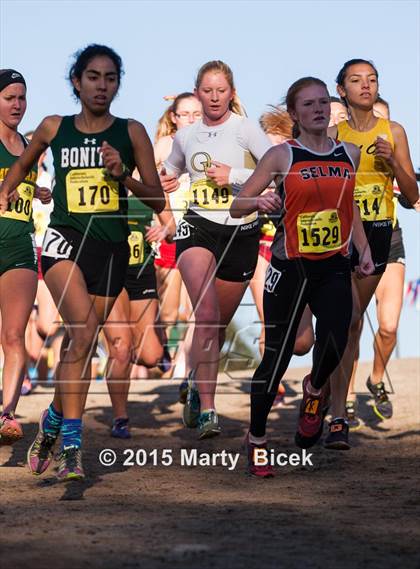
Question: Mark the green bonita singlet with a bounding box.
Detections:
[0,135,37,239]
[49,115,136,242]
[127,195,154,267]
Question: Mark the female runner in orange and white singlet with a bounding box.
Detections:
[231,77,374,477]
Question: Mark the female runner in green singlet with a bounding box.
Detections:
[1,45,164,481]
[0,69,51,445]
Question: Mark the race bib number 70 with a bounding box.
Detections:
[42,227,73,259]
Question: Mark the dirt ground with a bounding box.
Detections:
[1,357,419,569]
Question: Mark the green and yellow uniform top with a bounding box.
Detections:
[49,116,135,242]
[0,135,37,240]
[337,118,395,222]
[127,195,154,267]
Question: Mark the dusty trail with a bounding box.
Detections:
[1,358,419,568]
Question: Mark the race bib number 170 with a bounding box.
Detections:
[66,168,119,213]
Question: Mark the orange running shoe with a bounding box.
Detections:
[0,412,24,445]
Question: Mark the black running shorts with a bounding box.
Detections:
[124,263,158,301]
[387,227,405,265]
[174,210,259,283]
[41,225,129,297]
[351,220,393,276]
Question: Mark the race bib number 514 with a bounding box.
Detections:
[354,184,388,221]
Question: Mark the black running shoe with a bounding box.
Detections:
[324,418,350,450]
[366,377,393,420]
[158,346,172,374]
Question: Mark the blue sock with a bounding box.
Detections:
[61,419,82,450]
[43,404,63,437]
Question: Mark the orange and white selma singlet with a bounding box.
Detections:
[271,139,356,261]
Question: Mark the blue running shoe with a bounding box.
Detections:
[197,410,221,440]
[111,417,131,439]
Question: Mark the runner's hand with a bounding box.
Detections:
[101,141,123,177]
[256,191,282,214]
[0,185,7,214]
[206,161,231,186]
[145,224,171,243]
[355,247,375,278]
[0,183,19,212]
[160,167,179,193]
[375,137,394,164]
[35,186,52,204]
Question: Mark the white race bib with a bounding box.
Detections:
[173,219,192,241]
[264,263,282,293]
[42,228,73,259]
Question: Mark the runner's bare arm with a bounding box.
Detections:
[230,146,285,218]
[344,142,361,171]
[351,201,374,277]
[122,120,165,213]
[346,144,367,255]
[157,202,177,241]
[387,122,419,205]
[0,115,61,203]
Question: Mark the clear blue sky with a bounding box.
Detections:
[1,0,419,362]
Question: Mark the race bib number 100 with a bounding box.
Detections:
[66,168,119,213]
[3,182,34,222]
[297,209,342,254]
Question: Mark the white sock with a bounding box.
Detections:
[249,433,267,445]
[307,380,321,396]
[201,408,216,415]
